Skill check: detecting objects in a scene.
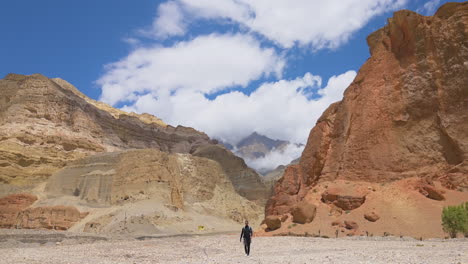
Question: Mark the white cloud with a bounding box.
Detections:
[157,0,408,49]
[146,1,186,39]
[243,143,304,173]
[120,71,356,145]
[97,33,284,105]
[417,0,441,15]
[97,0,378,171]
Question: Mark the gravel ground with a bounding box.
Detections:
[0,230,466,264]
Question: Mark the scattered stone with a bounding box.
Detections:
[265,216,281,231]
[364,212,380,222]
[331,220,342,226]
[344,220,359,230]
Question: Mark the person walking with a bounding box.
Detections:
[240,220,253,256]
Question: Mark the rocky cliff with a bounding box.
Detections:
[0,73,266,200]
[264,2,468,238]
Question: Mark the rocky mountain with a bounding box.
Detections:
[235,132,289,160]
[0,73,266,199]
[223,132,303,174]
[0,73,267,234]
[263,2,468,238]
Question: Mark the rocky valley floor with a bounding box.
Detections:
[1,229,466,264]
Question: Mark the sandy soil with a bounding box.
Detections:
[1,229,466,264]
[262,179,468,239]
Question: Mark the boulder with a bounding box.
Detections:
[344,220,359,230]
[419,185,445,201]
[364,212,380,222]
[292,201,316,224]
[265,216,281,231]
[321,190,366,210]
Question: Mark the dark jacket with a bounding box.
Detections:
[240,225,253,241]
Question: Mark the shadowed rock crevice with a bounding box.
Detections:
[436,114,463,165]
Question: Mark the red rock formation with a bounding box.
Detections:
[321,188,366,211]
[0,193,87,230]
[16,206,88,230]
[267,2,467,217]
[0,194,37,228]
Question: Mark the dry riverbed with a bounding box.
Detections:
[0,229,466,264]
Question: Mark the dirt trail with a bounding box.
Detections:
[0,229,466,264]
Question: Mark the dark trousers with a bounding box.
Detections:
[243,238,251,255]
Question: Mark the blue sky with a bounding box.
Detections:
[0,0,458,158]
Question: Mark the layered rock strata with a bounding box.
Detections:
[43,149,262,232]
[0,193,87,230]
[0,73,266,200]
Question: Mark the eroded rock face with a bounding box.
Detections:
[45,149,262,224]
[267,2,468,217]
[0,193,87,230]
[0,193,37,228]
[192,145,268,200]
[17,206,88,230]
[0,74,205,184]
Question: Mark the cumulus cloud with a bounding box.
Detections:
[119,71,356,145]
[417,0,441,15]
[154,0,407,49]
[97,33,284,105]
[243,144,304,173]
[144,1,186,39]
[97,0,382,171]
